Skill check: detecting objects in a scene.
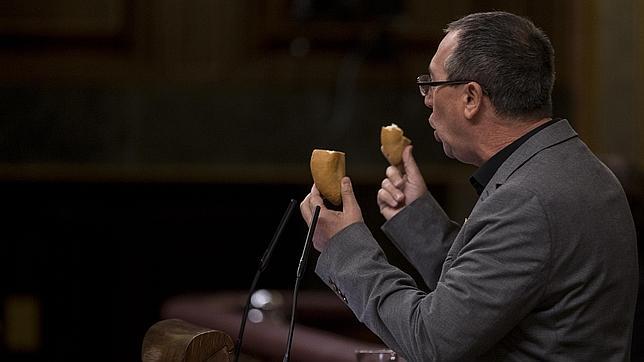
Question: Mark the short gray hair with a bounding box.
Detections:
[445,12,555,120]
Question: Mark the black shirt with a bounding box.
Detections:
[469,118,561,196]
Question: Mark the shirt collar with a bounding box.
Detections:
[469,118,561,195]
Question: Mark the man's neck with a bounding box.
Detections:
[475,117,552,166]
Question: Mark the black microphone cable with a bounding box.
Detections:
[283,204,321,362]
[234,199,298,362]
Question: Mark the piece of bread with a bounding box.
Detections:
[381,123,411,166]
[310,149,346,206]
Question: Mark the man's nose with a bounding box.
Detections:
[424,91,433,110]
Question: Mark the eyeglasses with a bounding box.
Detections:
[416,74,472,96]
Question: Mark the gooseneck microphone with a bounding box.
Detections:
[283,205,321,362]
[234,199,298,362]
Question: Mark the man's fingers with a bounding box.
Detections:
[301,185,326,225]
[385,165,404,188]
[381,178,404,203]
[310,183,321,197]
[402,145,423,182]
[300,193,313,224]
[309,184,325,206]
[377,188,400,208]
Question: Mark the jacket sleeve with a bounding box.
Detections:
[315,185,551,361]
[381,193,460,289]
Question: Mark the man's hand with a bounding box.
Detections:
[300,177,363,252]
[377,145,428,220]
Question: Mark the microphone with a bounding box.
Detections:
[283,205,321,362]
[234,199,298,362]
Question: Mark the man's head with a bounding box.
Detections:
[425,11,555,165]
[444,11,555,120]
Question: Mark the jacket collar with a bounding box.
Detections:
[478,119,578,201]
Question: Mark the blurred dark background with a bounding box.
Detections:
[1,0,642,361]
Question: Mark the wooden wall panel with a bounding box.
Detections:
[0,0,639,184]
[0,0,125,37]
[637,0,644,169]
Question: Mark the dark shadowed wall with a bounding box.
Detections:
[1,1,642,361]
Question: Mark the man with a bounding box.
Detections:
[300,11,638,361]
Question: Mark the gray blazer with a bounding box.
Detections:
[315,120,638,361]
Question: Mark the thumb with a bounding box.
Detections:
[340,177,360,215]
[402,145,423,181]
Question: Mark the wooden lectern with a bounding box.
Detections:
[142,318,234,362]
[158,291,387,361]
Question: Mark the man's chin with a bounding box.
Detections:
[435,132,455,159]
[442,144,455,159]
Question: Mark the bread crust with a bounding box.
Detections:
[310,149,346,206]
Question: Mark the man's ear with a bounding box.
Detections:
[463,82,484,120]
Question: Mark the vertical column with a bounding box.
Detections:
[636,0,644,169]
[596,0,640,164]
[564,0,599,149]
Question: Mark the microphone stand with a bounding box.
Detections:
[233,199,298,362]
[283,205,321,362]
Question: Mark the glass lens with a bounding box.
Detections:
[417,74,431,96]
